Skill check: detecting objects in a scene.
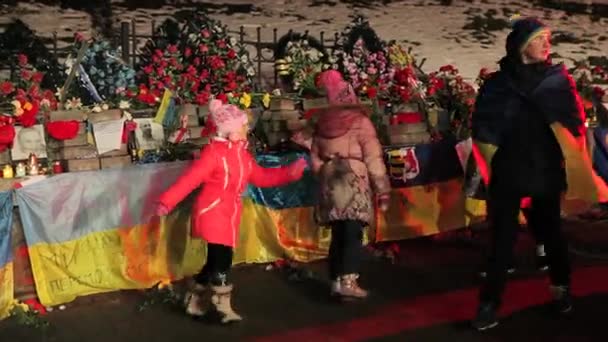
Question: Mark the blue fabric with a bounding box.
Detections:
[245,151,318,209]
[0,191,13,267]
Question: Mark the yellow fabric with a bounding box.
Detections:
[473,124,608,214]
[0,262,14,319]
[551,123,608,212]
[153,89,174,125]
[25,199,331,307]
[374,179,483,241]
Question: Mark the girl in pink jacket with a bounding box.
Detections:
[157,99,306,324]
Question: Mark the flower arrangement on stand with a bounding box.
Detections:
[64,34,136,108]
[0,54,57,127]
[425,65,477,140]
[178,12,255,104]
[570,60,608,124]
[274,33,329,97]
[331,16,392,99]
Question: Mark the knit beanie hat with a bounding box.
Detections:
[505,16,550,57]
[317,70,358,105]
[208,99,248,136]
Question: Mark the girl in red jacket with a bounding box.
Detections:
[156,99,307,324]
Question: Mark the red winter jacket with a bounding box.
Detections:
[159,137,297,247]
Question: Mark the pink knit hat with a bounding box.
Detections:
[317,70,358,105]
[209,99,248,136]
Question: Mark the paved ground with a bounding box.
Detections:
[1,220,607,342]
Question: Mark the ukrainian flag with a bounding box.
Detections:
[0,191,14,319]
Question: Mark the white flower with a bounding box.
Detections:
[91,105,102,113]
[101,103,109,111]
[229,37,237,47]
[246,66,256,76]
[240,54,249,64]
[119,100,131,109]
[123,111,133,120]
[272,88,282,96]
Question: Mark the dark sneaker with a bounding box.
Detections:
[472,302,499,331]
[551,285,573,314]
[536,254,549,272]
[479,266,515,278]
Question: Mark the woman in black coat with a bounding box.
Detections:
[470,17,585,331]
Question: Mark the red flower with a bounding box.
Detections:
[184,47,192,58]
[215,93,228,103]
[439,65,457,74]
[195,91,210,105]
[366,86,377,99]
[17,54,28,67]
[209,56,225,69]
[31,72,44,84]
[0,124,16,153]
[167,44,178,54]
[143,65,153,74]
[199,44,209,53]
[0,81,14,95]
[201,29,211,38]
[46,120,80,140]
[74,32,85,42]
[217,39,227,49]
[199,69,210,81]
[227,49,237,59]
[593,86,606,100]
[20,70,31,81]
[224,81,238,92]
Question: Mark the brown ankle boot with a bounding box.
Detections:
[334,274,368,299]
[184,283,210,317]
[211,284,243,323]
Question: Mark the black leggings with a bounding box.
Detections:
[328,219,365,279]
[480,190,570,306]
[194,243,233,286]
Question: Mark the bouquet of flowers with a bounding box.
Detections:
[179,12,255,105]
[332,38,392,99]
[274,35,328,97]
[425,65,477,139]
[65,34,137,107]
[570,60,608,121]
[0,54,57,127]
[331,16,392,99]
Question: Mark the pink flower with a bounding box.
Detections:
[17,54,28,67]
[201,29,211,38]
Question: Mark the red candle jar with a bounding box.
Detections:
[52,161,63,174]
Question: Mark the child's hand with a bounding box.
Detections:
[289,158,308,180]
[156,203,170,216]
[378,193,390,212]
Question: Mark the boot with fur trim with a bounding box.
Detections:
[333,274,368,299]
[184,283,211,317]
[211,284,242,323]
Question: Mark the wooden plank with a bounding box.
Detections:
[50,145,98,160]
[66,158,101,172]
[0,150,10,164]
[49,110,87,122]
[100,155,132,169]
[270,98,297,111]
[99,144,128,157]
[88,109,122,124]
[302,97,328,111]
[271,110,300,121]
